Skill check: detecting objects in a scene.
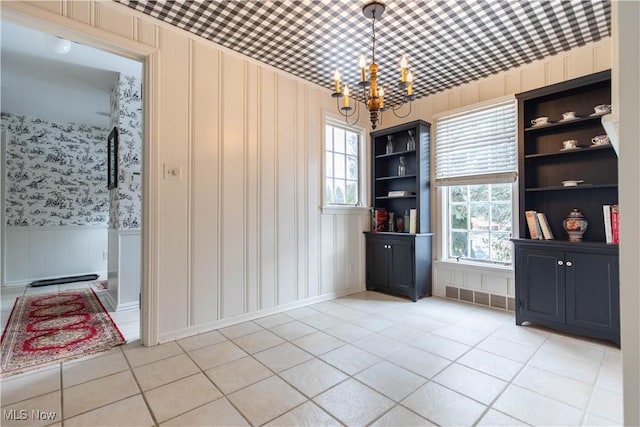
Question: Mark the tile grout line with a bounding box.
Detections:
[464,330,548,426]
[175,336,255,426]
[118,345,159,427]
[580,344,610,425]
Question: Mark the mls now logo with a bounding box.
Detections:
[3,409,57,421]
[3,409,28,420]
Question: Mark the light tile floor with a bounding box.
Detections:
[1,290,622,426]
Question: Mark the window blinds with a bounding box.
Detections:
[435,100,517,186]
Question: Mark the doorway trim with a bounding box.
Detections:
[1,2,160,345]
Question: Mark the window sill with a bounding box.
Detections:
[435,259,513,275]
[321,205,371,215]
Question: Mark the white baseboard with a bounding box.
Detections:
[4,271,108,287]
[114,300,139,312]
[157,286,366,344]
[103,291,117,312]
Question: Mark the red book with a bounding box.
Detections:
[611,205,619,244]
[374,209,388,232]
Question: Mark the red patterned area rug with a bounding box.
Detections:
[1,289,126,378]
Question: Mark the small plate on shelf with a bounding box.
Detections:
[590,111,610,116]
[561,180,584,187]
[559,116,580,122]
[559,146,582,151]
[530,122,552,128]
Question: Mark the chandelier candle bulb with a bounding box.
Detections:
[400,55,408,82]
[333,69,341,93]
[343,84,350,108]
[359,55,367,82]
[379,87,385,108]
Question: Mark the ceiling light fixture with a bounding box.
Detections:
[331,0,415,129]
[47,36,71,54]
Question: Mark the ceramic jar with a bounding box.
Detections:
[563,208,588,242]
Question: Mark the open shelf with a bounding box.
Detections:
[375,149,417,159]
[376,195,417,200]
[524,144,613,159]
[525,184,617,192]
[517,69,615,243]
[375,174,417,181]
[524,115,606,133]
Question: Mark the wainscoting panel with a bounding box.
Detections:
[156,26,190,335]
[305,87,322,301]
[258,66,278,311]
[220,52,247,319]
[119,230,141,308]
[5,226,107,285]
[276,75,297,306]
[434,261,514,302]
[191,41,221,326]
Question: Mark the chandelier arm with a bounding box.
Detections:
[391,99,413,119]
[345,101,361,126]
[337,97,360,126]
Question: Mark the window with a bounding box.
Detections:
[448,183,513,263]
[435,98,517,265]
[324,120,363,206]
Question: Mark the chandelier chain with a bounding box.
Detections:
[371,10,376,65]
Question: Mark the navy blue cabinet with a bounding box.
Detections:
[365,233,432,302]
[514,240,619,345]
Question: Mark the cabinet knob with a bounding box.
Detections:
[557,260,564,266]
[566,261,573,267]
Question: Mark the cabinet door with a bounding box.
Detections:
[366,238,390,289]
[565,252,619,335]
[517,247,566,323]
[388,238,414,293]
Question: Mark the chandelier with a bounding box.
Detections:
[332,0,416,129]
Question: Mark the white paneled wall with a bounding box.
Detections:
[379,38,612,300]
[106,228,140,311]
[4,226,107,285]
[1,1,369,343]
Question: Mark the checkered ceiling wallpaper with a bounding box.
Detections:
[117,0,610,106]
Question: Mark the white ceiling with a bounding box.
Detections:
[1,20,142,128]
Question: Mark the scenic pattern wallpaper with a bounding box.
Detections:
[1,73,142,230]
[1,113,109,227]
[109,73,142,230]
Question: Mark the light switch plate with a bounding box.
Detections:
[164,164,181,180]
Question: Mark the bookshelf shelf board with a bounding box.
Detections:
[375,174,417,181]
[525,184,617,192]
[375,195,417,200]
[525,145,614,159]
[524,116,605,133]
[375,149,416,159]
[512,238,618,249]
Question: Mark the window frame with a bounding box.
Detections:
[433,96,519,269]
[439,182,518,268]
[322,114,369,214]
